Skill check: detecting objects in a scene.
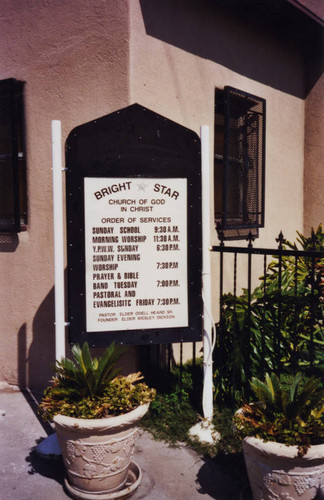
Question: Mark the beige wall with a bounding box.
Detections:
[0,0,130,390]
[304,73,324,234]
[129,1,306,247]
[129,0,306,351]
[0,0,320,389]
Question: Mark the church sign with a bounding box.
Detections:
[66,104,202,347]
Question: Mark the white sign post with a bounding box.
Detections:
[189,125,218,444]
[37,119,65,457]
[52,120,66,362]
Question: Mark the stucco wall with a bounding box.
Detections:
[0,0,318,389]
[0,0,130,389]
[304,73,324,233]
[130,0,305,247]
[129,0,306,358]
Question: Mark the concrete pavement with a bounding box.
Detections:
[0,384,251,499]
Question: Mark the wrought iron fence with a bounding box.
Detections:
[212,230,324,407]
[139,229,323,408]
[137,341,203,418]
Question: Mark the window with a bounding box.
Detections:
[214,86,266,240]
[0,78,27,232]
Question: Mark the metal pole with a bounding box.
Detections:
[189,125,218,443]
[52,120,66,362]
[201,125,214,422]
[36,120,66,458]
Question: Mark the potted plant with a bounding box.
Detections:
[38,342,155,499]
[233,372,324,500]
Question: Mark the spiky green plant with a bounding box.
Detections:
[38,342,155,421]
[233,372,324,456]
[56,342,124,399]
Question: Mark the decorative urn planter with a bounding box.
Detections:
[243,436,324,500]
[53,403,149,499]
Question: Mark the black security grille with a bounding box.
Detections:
[215,86,265,240]
[0,79,27,232]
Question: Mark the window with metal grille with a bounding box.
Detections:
[0,78,27,232]
[214,86,265,240]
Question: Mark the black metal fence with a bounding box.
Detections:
[212,230,324,406]
[139,341,199,385]
[139,230,323,408]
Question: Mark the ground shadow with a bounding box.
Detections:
[23,387,54,436]
[196,453,252,500]
[26,440,65,487]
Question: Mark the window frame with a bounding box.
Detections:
[0,78,27,233]
[214,86,266,240]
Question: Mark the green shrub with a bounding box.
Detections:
[141,361,201,444]
[38,342,155,421]
[233,372,324,456]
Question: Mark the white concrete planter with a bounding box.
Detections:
[243,436,324,500]
[53,404,149,498]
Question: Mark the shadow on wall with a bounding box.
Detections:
[29,286,56,391]
[18,323,27,388]
[139,0,323,98]
[18,287,56,392]
[0,233,19,252]
[18,282,141,392]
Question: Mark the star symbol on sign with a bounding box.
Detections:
[137,182,148,192]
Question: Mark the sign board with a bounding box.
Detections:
[84,177,188,332]
[66,104,202,347]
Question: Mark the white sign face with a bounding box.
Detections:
[84,177,188,332]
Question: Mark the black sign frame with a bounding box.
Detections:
[66,104,202,347]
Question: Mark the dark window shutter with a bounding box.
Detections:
[215,86,266,240]
[0,78,27,232]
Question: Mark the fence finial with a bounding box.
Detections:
[217,225,225,247]
[311,229,317,250]
[247,231,255,248]
[276,231,285,250]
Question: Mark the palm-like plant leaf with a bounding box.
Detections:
[235,372,324,455]
[56,357,79,383]
[289,372,303,403]
[250,372,324,422]
[54,342,124,399]
[251,373,282,414]
[295,377,324,421]
[71,342,92,374]
[96,342,125,392]
[38,342,155,421]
